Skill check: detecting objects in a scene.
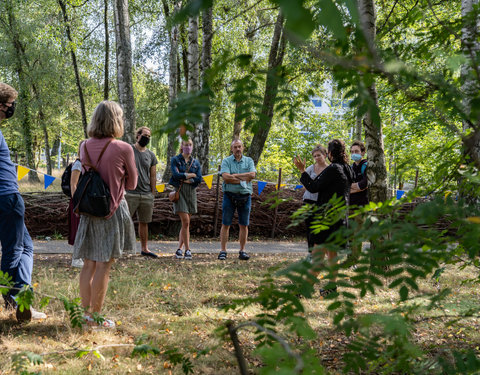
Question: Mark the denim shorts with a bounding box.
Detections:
[222,192,252,226]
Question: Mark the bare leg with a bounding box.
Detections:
[138,222,149,252]
[309,246,327,279]
[90,259,114,313]
[178,212,191,250]
[220,224,230,251]
[239,225,248,251]
[79,259,96,311]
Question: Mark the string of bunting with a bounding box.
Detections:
[14,164,304,194]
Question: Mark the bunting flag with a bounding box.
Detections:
[44,175,55,190]
[17,166,29,181]
[257,181,268,195]
[156,184,165,193]
[295,185,303,190]
[203,174,213,189]
[275,183,286,190]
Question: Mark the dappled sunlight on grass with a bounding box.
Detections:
[1,252,480,373]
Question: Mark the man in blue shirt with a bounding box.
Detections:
[0,82,46,322]
[218,139,256,261]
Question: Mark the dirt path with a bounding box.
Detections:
[33,239,308,255]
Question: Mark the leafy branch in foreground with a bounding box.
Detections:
[220,188,480,373]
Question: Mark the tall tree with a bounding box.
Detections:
[358,0,388,202]
[113,0,136,144]
[57,0,88,137]
[162,0,180,183]
[247,11,286,165]
[104,0,110,100]
[460,0,480,162]
[196,4,213,175]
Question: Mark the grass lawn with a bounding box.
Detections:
[1,252,480,374]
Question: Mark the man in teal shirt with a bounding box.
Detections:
[218,139,256,261]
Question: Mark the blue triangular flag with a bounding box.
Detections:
[257,181,268,195]
[295,184,303,190]
[44,174,55,190]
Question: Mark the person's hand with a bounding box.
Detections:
[186,173,196,179]
[293,156,306,173]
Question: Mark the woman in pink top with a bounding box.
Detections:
[73,101,138,329]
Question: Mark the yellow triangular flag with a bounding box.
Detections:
[156,184,165,193]
[17,166,29,181]
[203,174,213,189]
[275,183,285,190]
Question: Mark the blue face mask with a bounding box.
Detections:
[351,153,362,162]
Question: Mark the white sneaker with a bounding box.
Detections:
[71,258,84,268]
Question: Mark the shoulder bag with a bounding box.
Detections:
[169,158,193,202]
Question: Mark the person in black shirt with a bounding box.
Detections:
[349,140,368,262]
[294,139,354,296]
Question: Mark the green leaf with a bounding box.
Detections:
[399,285,409,301]
[315,0,347,41]
[327,301,342,311]
[275,0,315,40]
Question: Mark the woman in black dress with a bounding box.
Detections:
[294,139,354,295]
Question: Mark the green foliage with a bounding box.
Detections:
[11,351,43,375]
[60,296,85,328]
[15,285,34,314]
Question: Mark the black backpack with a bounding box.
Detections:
[61,160,80,197]
[72,140,112,217]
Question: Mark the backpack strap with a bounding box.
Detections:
[360,160,367,175]
[83,139,113,171]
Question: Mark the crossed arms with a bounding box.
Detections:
[222,171,256,184]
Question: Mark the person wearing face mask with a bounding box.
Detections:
[294,139,354,297]
[348,140,368,263]
[0,82,46,322]
[169,137,202,260]
[125,127,159,258]
[302,145,328,257]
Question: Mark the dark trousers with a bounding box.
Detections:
[0,193,33,298]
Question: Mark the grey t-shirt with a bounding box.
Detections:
[127,145,158,194]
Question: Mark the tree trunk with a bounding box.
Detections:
[4,0,39,182]
[180,25,189,89]
[354,114,363,141]
[162,0,180,183]
[460,0,480,164]
[58,0,88,138]
[358,0,388,202]
[233,101,243,139]
[195,5,213,175]
[104,0,110,100]
[32,84,52,175]
[113,0,136,144]
[246,12,286,165]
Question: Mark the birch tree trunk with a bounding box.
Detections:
[58,0,88,137]
[358,0,388,202]
[246,12,286,165]
[113,0,136,144]
[354,114,363,141]
[460,0,480,164]
[162,0,180,183]
[104,0,110,100]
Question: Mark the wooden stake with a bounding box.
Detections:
[271,167,282,238]
[213,165,221,237]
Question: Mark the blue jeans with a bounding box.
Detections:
[222,192,252,226]
[0,193,33,297]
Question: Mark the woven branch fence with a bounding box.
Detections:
[23,183,306,238]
